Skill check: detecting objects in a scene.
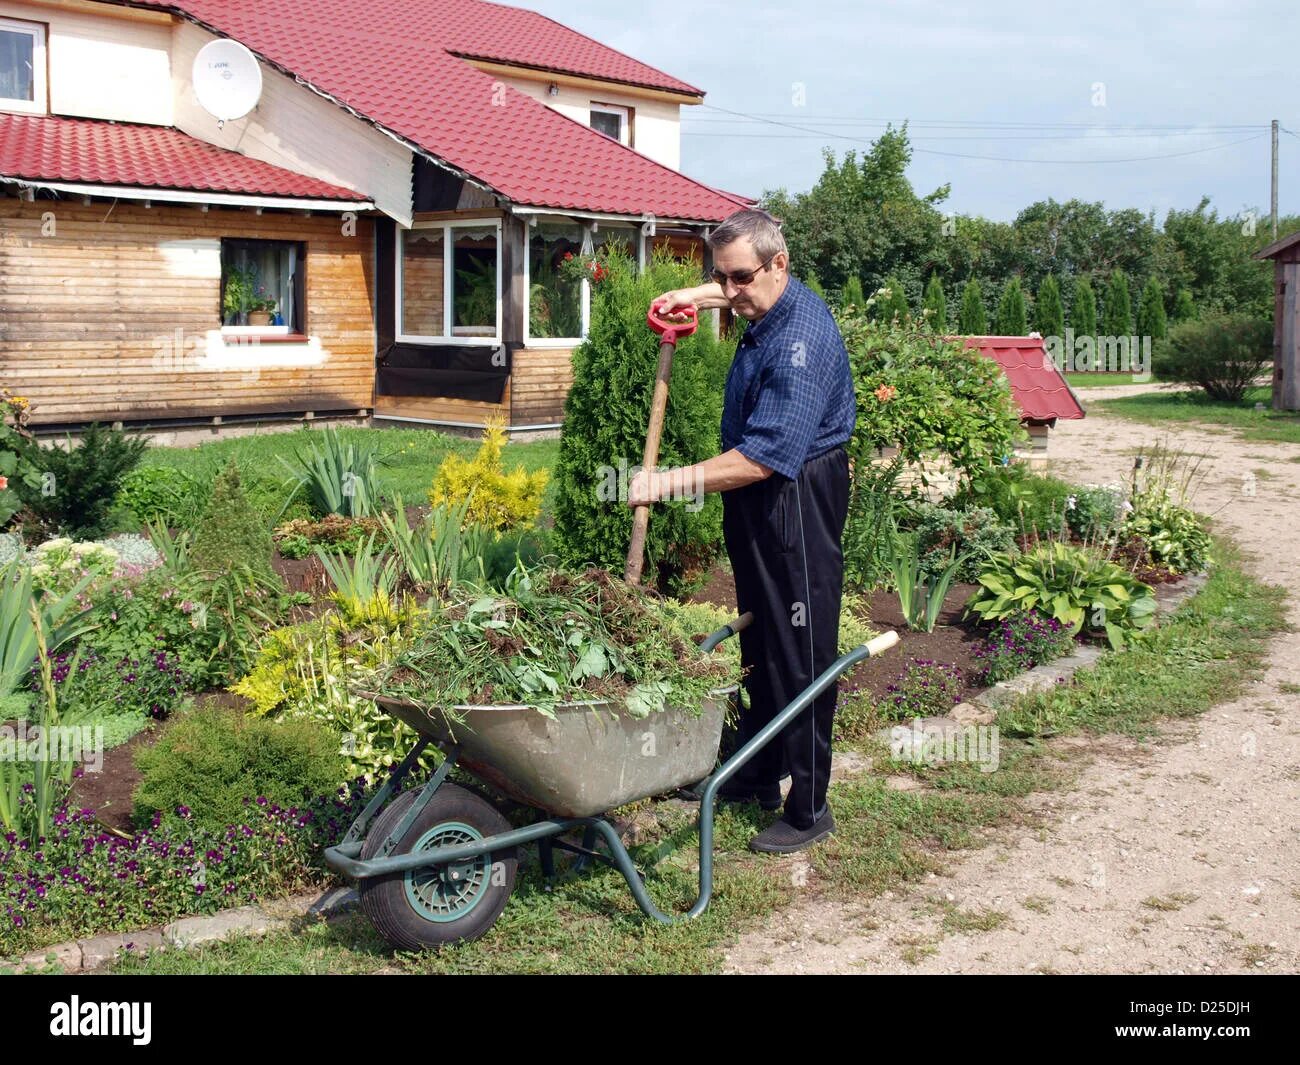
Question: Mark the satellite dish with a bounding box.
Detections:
[192,39,263,123]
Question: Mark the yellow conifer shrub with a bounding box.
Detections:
[429,417,548,530]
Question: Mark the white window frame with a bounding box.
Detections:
[589,103,630,146]
[522,218,643,348]
[397,218,502,346]
[0,17,47,116]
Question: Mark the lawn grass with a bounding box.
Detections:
[137,425,562,520]
[1065,372,1160,388]
[1088,386,1300,445]
[101,537,1285,974]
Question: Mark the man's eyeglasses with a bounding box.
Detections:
[710,254,777,289]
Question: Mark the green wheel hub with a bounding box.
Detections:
[404,821,492,923]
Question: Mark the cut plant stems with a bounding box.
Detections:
[371,567,739,719]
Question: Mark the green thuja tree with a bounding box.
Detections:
[191,458,279,587]
[922,274,947,329]
[957,279,987,334]
[1171,287,1197,324]
[874,276,910,323]
[1035,274,1065,339]
[1103,269,1133,336]
[1072,276,1097,338]
[840,275,865,310]
[1136,275,1168,341]
[995,276,1028,334]
[553,246,728,594]
[805,271,827,301]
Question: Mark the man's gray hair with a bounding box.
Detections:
[706,209,787,262]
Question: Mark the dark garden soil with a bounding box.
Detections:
[686,561,993,706]
[68,725,160,835]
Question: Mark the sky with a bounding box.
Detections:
[520,0,1299,224]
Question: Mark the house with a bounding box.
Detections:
[962,336,1085,457]
[1253,230,1300,411]
[0,0,748,438]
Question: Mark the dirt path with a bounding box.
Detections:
[724,386,1300,974]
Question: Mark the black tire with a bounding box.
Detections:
[358,783,518,950]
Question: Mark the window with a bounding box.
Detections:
[524,219,640,345]
[590,103,630,147]
[399,220,501,343]
[0,17,46,115]
[220,239,305,333]
[527,222,584,341]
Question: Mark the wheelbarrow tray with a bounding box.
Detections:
[355,686,736,818]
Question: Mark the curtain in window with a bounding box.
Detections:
[0,30,34,101]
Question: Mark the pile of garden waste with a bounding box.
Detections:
[373,568,740,717]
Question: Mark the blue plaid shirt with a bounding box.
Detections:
[721,276,856,480]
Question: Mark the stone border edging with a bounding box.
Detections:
[5,884,360,974]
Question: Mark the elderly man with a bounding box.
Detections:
[628,209,855,854]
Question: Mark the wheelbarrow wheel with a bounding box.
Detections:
[358,783,518,950]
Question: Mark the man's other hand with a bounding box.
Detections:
[627,468,659,508]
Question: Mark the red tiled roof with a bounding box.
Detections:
[434,1,703,96]
[962,336,1086,423]
[129,0,742,222]
[0,112,368,200]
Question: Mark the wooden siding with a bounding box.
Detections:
[510,346,574,425]
[374,390,510,426]
[0,196,376,424]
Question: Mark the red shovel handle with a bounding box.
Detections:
[647,303,698,344]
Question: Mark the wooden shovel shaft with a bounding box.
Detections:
[624,336,677,585]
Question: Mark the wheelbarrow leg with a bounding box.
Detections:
[538,838,556,880]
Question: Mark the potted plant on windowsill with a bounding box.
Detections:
[249,289,277,327]
[223,265,257,326]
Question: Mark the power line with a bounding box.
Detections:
[696,106,1271,130]
[689,101,1276,161]
[685,129,1257,142]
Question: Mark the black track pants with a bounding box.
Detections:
[721,445,850,830]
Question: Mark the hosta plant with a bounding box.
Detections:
[964,542,1156,650]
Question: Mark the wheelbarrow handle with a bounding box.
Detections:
[698,611,753,653]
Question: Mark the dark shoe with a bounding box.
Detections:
[678,778,782,811]
[748,808,835,854]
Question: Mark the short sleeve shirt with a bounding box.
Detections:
[720,276,856,480]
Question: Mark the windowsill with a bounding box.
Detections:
[396,336,503,347]
[221,332,310,344]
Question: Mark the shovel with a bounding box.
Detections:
[624,303,698,586]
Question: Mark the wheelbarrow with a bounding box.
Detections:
[325,623,898,950]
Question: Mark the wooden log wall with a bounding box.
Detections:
[0,195,376,425]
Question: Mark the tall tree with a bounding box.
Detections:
[922,274,947,329]
[1171,287,1197,323]
[957,279,987,334]
[1072,276,1097,338]
[1035,274,1065,338]
[874,275,910,322]
[995,276,1028,334]
[840,275,865,309]
[1136,276,1168,340]
[1103,269,1134,336]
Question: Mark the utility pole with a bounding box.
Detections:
[1272,119,1279,239]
